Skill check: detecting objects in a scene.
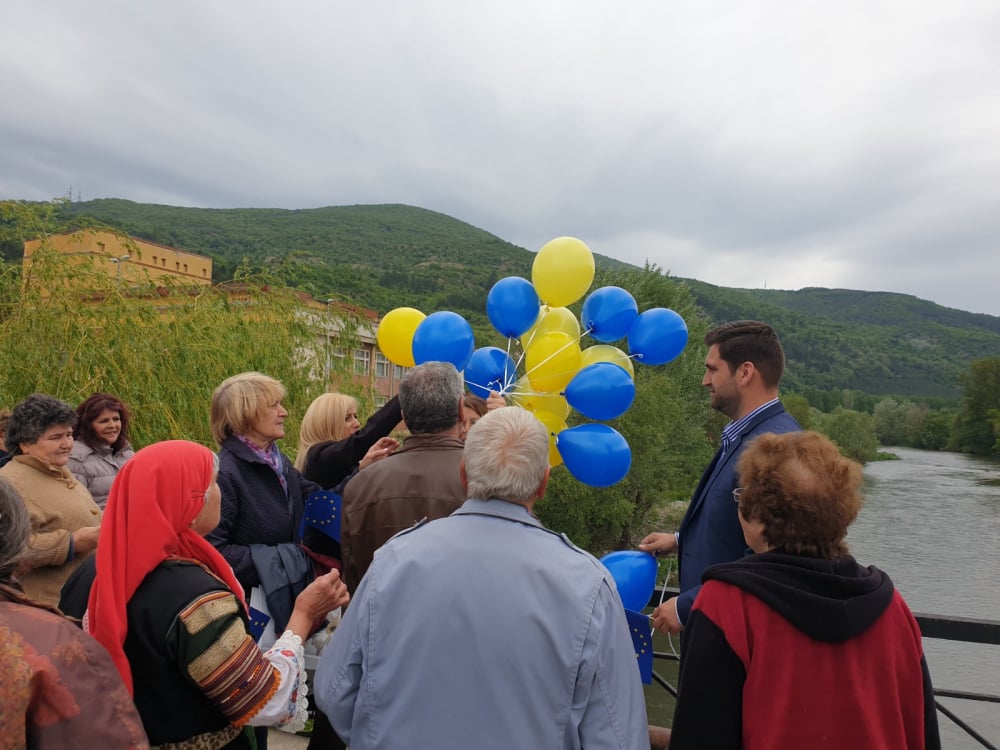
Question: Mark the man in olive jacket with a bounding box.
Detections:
[340,361,466,594]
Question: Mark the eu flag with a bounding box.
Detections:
[624,607,653,684]
[248,606,271,642]
[300,490,342,543]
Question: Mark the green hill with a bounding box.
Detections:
[14,198,1000,402]
[681,280,1000,401]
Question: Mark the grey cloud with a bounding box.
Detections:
[2,0,1000,315]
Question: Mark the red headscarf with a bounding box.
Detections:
[86,440,246,694]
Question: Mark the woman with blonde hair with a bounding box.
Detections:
[206,373,325,650]
[295,390,400,750]
[297,392,401,490]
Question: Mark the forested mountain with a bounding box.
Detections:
[681,280,1000,401]
[16,198,1000,402]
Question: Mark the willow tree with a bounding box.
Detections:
[0,201,360,452]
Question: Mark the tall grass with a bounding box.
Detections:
[0,219,361,455]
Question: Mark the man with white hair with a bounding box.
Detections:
[315,407,649,750]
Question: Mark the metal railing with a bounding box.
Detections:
[647,588,1000,749]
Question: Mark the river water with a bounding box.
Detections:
[643,446,1000,747]
[851,447,1000,749]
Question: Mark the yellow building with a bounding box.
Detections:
[23,230,212,287]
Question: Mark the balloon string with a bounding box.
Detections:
[518,305,550,353]
[465,367,519,397]
[519,330,586,385]
[507,338,527,393]
[659,559,680,659]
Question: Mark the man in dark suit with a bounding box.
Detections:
[640,320,800,634]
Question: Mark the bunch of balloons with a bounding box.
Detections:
[376,236,690,487]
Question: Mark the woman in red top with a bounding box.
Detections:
[670,431,940,750]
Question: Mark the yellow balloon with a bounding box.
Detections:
[533,410,567,467]
[580,344,635,379]
[377,307,426,367]
[510,375,571,419]
[519,306,580,352]
[525,331,582,393]
[532,236,595,307]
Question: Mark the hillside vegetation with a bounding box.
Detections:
[682,280,1000,401]
[10,198,1000,402]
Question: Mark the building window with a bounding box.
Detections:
[393,364,407,380]
[175,262,180,270]
[183,264,188,272]
[354,348,370,375]
[375,352,390,378]
[152,255,157,265]
[374,396,388,407]
[202,268,207,276]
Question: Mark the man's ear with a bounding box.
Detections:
[535,466,551,500]
[737,361,757,386]
[459,459,468,492]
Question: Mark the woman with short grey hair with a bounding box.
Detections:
[0,393,101,605]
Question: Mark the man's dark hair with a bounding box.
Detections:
[704,320,785,388]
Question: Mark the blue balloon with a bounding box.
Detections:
[557,423,631,487]
[599,550,658,611]
[412,311,475,371]
[581,286,639,343]
[627,308,688,366]
[564,362,635,421]
[464,346,517,398]
[487,276,541,338]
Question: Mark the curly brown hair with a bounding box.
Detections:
[736,431,863,559]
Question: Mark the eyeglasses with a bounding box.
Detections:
[732,487,744,503]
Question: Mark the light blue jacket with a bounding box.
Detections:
[315,498,649,750]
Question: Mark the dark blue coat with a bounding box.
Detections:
[207,436,320,596]
[676,401,800,622]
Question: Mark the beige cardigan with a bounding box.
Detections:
[0,455,101,606]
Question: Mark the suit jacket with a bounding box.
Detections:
[675,401,800,622]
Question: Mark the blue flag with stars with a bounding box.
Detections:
[300,490,342,542]
[624,607,653,684]
[248,606,271,642]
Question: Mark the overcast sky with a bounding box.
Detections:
[3,1,999,316]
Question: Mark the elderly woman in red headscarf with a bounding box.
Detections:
[75,440,349,749]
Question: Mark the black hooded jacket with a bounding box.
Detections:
[705,551,895,642]
[670,551,941,750]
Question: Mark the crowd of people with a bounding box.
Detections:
[0,319,941,749]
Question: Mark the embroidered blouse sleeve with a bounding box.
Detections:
[176,590,309,732]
